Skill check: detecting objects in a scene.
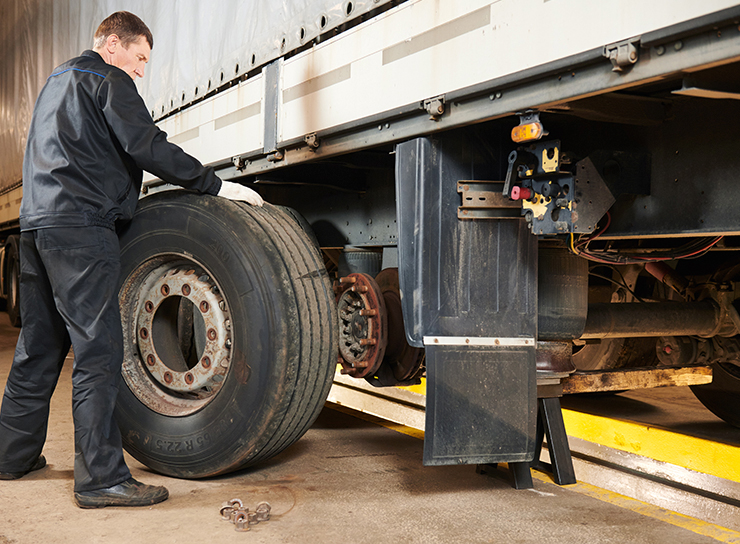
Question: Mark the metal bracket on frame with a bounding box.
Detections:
[457,180,522,220]
[423,95,446,120]
[304,132,320,150]
[603,38,640,72]
[232,155,248,171]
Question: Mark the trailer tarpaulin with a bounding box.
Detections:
[0,0,396,191]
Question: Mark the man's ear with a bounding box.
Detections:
[106,34,119,53]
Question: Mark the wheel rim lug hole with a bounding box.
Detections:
[139,328,149,340]
[200,301,210,313]
[202,356,211,369]
[146,354,155,366]
[163,371,173,384]
[182,284,191,296]
[207,328,218,341]
[185,373,194,385]
[161,284,170,296]
[145,301,154,313]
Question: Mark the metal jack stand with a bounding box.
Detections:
[477,390,577,489]
[528,396,577,486]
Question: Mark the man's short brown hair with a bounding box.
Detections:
[94,11,153,50]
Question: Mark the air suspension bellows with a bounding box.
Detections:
[538,249,588,340]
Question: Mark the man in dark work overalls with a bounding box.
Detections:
[0,11,262,508]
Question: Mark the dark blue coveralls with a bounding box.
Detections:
[0,50,221,491]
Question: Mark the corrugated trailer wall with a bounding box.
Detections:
[0,0,397,193]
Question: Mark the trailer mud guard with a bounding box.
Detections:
[395,134,537,466]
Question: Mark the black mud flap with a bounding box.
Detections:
[395,132,537,466]
[424,344,536,465]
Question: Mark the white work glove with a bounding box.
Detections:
[217,180,264,206]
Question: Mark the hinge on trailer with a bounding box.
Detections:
[423,95,445,121]
[603,39,639,72]
[232,155,248,171]
[304,133,320,150]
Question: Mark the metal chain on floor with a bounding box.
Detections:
[219,498,272,532]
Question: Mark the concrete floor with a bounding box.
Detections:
[0,314,733,544]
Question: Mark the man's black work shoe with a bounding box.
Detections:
[0,455,47,480]
[74,477,169,509]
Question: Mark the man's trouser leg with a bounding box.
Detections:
[0,232,71,473]
[0,227,131,491]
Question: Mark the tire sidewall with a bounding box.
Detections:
[691,362,740,427]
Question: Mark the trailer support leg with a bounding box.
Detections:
[475,462,534,489]
[477,396,576,488]
[530,397,576,485]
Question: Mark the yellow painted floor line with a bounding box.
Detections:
[531,471,740,544]
[328,402,740,543]
[562,408,740,483]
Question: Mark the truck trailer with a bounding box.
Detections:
[2,0,740,478]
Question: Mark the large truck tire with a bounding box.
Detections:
[115,191,337,478]
[5,236,21,328]
[691,363,740,428]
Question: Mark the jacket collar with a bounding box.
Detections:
[81,50,104,62]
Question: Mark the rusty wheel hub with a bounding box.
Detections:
[136,266,231,393]
[121,256,232,416]
[336,273,387,378]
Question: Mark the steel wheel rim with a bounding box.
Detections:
[120,254,232,416]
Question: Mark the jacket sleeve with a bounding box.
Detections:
[96,72,222,195]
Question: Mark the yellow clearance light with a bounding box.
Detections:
[511,121,544,143]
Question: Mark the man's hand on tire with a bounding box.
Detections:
[217,180,264,206]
